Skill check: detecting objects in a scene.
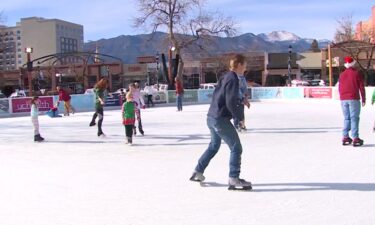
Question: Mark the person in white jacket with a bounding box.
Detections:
[144,83,155,107]
[30,96,45,142]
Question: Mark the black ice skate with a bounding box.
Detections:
[352,138,364,147]
[342,137,353,146]
[34,134,45,142]
[189,171,205,182]
[89,121,96,127]
[228,178,252,191]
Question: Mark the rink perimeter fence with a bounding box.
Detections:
[1,87,375,117]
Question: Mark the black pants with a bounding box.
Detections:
[91,107,104,135]
[125,125,133,138]
[147,95,154,107]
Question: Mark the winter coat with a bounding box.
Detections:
[122,101,136,125]
[30,104,38,118]
[175,80,184,95]
[207,71,243,121]
[338,67,366,103]
[58,89,71,102]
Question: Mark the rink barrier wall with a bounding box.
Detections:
[1,87,375,117]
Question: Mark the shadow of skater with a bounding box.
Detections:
[199,182,375,192]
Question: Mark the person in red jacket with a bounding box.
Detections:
[175,77,184,111]
[56,86,75,116]
[338,56,366,146]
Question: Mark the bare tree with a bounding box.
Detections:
[134,0,236,88]
[333,14,375,85]
[334,14,355,43]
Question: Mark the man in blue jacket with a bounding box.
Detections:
[190,54,252,190]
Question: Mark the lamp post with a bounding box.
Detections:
[288,45,292,87]
[168,46,175,89]
[25,47,33,96]
[155,52,160,87]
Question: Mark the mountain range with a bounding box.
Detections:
[83,31,330,63]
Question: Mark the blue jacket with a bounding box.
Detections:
[207,71,243,121]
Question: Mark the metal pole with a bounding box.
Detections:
[288,45,292,87]
[27,52,33,96]
[168,48,173,88]
[328,44,333,86]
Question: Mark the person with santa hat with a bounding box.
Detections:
[338,56,366,146]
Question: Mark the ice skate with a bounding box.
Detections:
[34,134,45,142]
[352,138,364,147]
[89,121,96,127]
[139,129,144,136]
[342,137,353,146]
[189,171,205,182]
[126,137,133,145]
[98,132,106,138]
[228,177,252,191]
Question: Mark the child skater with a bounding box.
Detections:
[30,96,45,142]
[122,92,136,145]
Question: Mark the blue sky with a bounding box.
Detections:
[1,0,374,42]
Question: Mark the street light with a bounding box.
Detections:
[155,52,160,87]
[288,45,292,87]
[168,46,175,89]
[25,47,33,96]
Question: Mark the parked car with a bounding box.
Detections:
[0,92,6,99]
[199,83,217,90]
[10,90,27,98]
[84,88,94,95]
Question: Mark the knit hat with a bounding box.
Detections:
[344,56,355,68]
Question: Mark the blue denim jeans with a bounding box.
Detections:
[176,94,183,111]
[341,100,361,138]
[195,116,243,178]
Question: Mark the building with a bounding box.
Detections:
[355,5,375,43]
[264,52,300,86]
[297,52,323,80]
[0,17,84,71]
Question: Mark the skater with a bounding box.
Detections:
[131,82,145,135]
[144,83,155,107]
[233,71,250,132]
[190,54,252,190]
[372,89,375,132]
[30,96,45,142]
[56,86,75,116]
[175,77,184,111]
[338,56,366,146]
[122,92,136,145]
[89,78,108,137]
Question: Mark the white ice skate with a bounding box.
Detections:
[228,177,252,191]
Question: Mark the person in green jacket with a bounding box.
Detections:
[122,92,136,145]
[89,78,108,137]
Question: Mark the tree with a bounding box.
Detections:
[309,39,320,52]
[333,14,375,85]
[134,0,236,89]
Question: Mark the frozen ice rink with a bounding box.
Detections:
[1,100,375,225]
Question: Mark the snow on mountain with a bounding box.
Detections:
[258,31,301,42]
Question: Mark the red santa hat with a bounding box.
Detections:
[344,56,356,68]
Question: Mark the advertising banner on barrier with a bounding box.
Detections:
[304,88,332,99]
[198,89,214,103]
[282,88,304,99]
[251,87,282,99]
[105,94,121,107]
[0,99,10,114]
[168,90,198,103]
[153,91,167,104]
[12,96,53,113]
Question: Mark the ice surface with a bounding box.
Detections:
[1,100,375,225]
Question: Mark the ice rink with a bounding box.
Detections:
[1,100,375,225]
